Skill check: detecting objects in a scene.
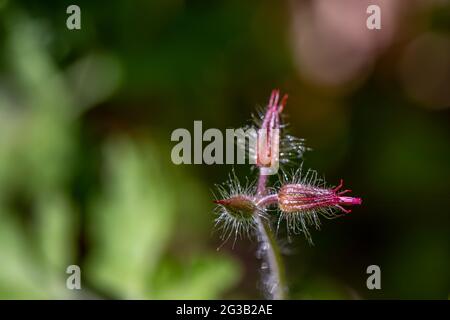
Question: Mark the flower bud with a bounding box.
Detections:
[213,172,261,243]
[278,180,361,214]
[277,176,362,244]
[256,90,287,175]
[278,183,362,213]
[214,195,257,221]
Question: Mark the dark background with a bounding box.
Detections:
[0,0,448,299]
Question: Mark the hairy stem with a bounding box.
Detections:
[256,194,278,208]
[256,174,286,300]
[257,174,268,194]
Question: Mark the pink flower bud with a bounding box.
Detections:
[277,173,362,244]
[256,90,288,174]
[278,179,362,214]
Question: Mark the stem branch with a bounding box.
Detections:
[256,194,278,208]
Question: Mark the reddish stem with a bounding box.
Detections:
[256,194,279,208]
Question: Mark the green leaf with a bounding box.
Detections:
[86,139,176,298]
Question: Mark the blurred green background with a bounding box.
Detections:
[0,0,448,299]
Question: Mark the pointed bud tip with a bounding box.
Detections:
[279,94,288,112]
[213,195,257,220]
[338,196,362,206]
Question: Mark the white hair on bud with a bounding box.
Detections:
[213,170,266,248]
[276,167,347,245]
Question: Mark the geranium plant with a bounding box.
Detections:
[213,90,362,299]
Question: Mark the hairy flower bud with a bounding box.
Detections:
[235,90,306,173]
[277,169,362,244]
[213,172,263,244]
[278,180,362,214]
[214,195,257,221]
[256,90,287,175]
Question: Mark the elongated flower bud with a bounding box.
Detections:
[256,89,287,175]
[235,90,306,173]
[277,174,362,244]
[278,180,362,214]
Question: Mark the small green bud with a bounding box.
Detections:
[214,195,257,221]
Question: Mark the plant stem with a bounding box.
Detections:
[257,174,268,194]
[256,194,278,208]
[256,173,286,300]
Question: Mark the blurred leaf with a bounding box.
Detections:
[151,254,240,299]
[85,139,176,298]
[66,53,123,113]
[0,210,46,299]
[34,194,79,297]
[85,138,241,299]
